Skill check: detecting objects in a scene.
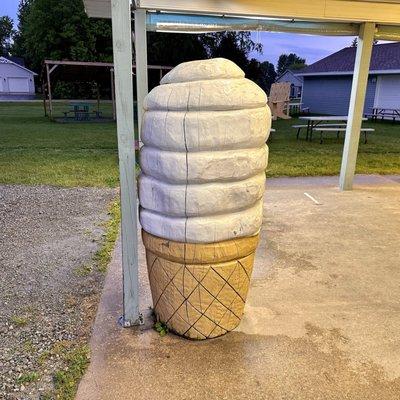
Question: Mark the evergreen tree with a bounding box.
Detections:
[350,37,378,47]
[12,1,33,59]
[0,16,14,56]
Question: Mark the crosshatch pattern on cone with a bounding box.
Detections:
[143,230,259,340]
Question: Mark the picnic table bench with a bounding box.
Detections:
[294,116,368,141]
[312,127,374,144]
[288,103,310,115]
[293,123,347,140]
[365,108,400,123]
[63,102,102,121]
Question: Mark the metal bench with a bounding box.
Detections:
[293,123,347,140]
[312,127,374,144]
[367,113,400,123]
[365,108,400,123]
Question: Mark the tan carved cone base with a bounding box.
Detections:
[142,230,259,340]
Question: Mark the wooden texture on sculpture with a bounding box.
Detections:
[143,231,259,339]
[139,58,271,339]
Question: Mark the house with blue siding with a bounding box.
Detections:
[296,42,400,115]
[276,69,303,99]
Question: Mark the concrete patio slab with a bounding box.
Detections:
[77,175,400,400]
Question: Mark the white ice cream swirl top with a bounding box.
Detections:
[139,58,271,243]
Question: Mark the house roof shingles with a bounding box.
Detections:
[299,42,400,75]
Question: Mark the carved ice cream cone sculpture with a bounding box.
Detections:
[139,58,271,339]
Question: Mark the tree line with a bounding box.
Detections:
[0,0,307,98]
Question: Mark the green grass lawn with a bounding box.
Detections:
[268,117,400,177]
[1,102,399,187]
[0,102,120,187]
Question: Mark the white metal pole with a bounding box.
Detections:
[111,0,141,326]
[339,22,375,191]
[134,9,148,141]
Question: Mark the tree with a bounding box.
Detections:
[0,16,14,56]
[201,31,262,72]
[12,2,268,96]
[277,53,306,75]
[351,38,358,47]
[245,59,276,94]
[147,32,207,66]
[350,37,378,47]
[12,0,33,58]
[147,31,265,90]
[12,0,113,72]
[259,61,277,93]
[200,31,271,91]
[146,32,208,89]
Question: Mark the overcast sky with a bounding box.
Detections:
[249,32,355,66]
[1,0,18,25]
[1,0,356,67]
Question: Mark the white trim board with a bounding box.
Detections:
[0,57,38,76]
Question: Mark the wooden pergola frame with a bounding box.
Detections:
[82,0,400,326]
[42,59,171,120]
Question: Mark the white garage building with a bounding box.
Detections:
[0,57,36,100]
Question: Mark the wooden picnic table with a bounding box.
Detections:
[298,116,367,141]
